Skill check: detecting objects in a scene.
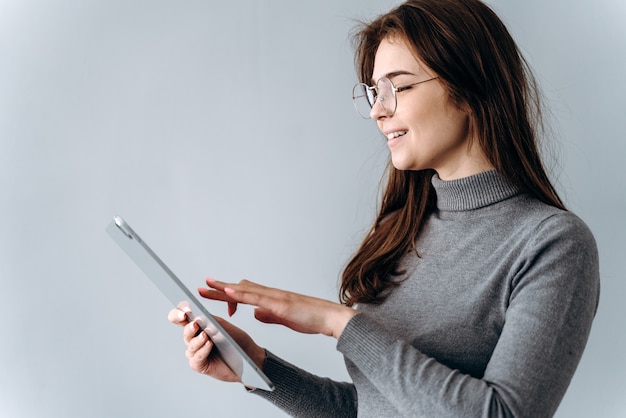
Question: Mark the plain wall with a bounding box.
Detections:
[1,1,624,417]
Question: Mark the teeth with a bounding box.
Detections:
[386,131,407,140]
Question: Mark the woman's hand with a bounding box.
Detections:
[198,279,357,339]
[167,303,266,383]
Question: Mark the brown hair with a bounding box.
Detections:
[340,0,565,307]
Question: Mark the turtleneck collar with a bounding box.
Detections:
[431,170,520,211]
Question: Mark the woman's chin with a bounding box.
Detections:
[390,157,421,171]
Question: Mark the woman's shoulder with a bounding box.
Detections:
[517,195,593,236]
[489,193,599,264]
[509,194,598,264]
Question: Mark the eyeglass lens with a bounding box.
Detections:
[352,78,395,119]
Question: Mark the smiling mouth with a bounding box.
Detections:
[386,131,407,141]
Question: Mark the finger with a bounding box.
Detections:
[207,278,271,294]
[198,287,233,302]
[168,308,189,326]
[183,319,201,344]
[197,286,239,316]
[187,329,210,354]
[188,337,214,372]
[223,286,271,308]
[205,277,223,288]
[228,301,238,317]
[209,279,290,312]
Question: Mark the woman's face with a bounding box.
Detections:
[370,37,491,180]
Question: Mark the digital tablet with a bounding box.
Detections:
[106,215,274,391]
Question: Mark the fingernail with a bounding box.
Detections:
[177,310,186,321]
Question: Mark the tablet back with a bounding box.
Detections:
[106,216,274,391]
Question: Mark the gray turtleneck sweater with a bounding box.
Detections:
[253,170,600,418]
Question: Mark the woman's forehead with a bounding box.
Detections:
[372,37,427,81]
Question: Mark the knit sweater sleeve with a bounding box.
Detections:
[336,212,600,417]
[250,350,357,417]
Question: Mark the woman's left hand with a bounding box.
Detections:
[198,278,357,339]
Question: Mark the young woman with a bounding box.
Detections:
[169,1,600,416]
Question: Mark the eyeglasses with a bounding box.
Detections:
[352,76,438,119]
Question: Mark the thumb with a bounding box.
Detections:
[254,308,283,325]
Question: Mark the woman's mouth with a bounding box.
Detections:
[386,131,408,141]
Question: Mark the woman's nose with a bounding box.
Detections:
[369,97,388,120]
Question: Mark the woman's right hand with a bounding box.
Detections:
[167,304,266,384]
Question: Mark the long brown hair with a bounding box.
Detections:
[340,0,566,307]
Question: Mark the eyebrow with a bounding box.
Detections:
[371,70,417,85]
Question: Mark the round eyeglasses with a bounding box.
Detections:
[352,76,438,119]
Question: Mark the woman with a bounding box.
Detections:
[169,0,599,416]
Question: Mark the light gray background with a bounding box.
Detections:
[1,1,624,417]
